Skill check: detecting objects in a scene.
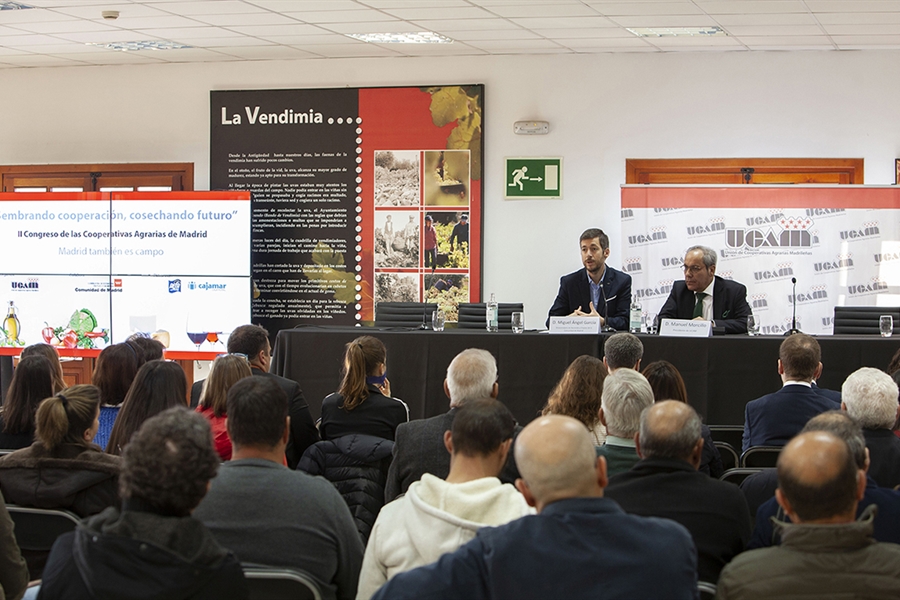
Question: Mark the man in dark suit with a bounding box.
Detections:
[841,367,900,489]
[658,245,751,334]
[546,228,632,331]
[606,401,751,583]
[384,348,519,502]
[742,334,840,452]
[191,324,318,469]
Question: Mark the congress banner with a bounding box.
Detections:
[621,185,900,335]
[210,85,484,332]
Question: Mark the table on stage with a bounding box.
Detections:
[272,327,898,427]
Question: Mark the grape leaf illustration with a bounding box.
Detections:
[425,86,483,180]
[302,242,356,303]
[427,87,471,127]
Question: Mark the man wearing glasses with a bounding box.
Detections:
[658,246,751,335]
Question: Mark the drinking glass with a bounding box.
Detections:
[432,310,445,332]
[880,315,893,338]
[511,312,525,334]
[747,315,760,337]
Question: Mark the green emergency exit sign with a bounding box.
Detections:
[504,157,562,199]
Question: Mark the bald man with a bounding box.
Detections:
[717,431,900,599]
[372,415,698,600]
[605,401,751,583]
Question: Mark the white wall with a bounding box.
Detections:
[3,50,900,325]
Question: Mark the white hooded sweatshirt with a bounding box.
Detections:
[356,473,533,600]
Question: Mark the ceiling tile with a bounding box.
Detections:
[224,23,328,36]
[358,0,472,7]
[250,0,363,9]
[710,13,818,26]
[610,16,727,28]
[724,24,825,36]
[212,45,318,59]
[644,35,744,47]
[0,7,79,23]
[1,33,71,46]
[148,1,269,15]
[447,27,538,40]
[805,0,900,11]
[510,16,619,29]
[284,10,398,24]
[391,42,489,55]
[560,36,655,49]
[297,42,404,57]
[831,34,900,44]
[0,53,86,66]
[244,33,350,45]
[50,3,174,19]
[54,30,164,44]
[137,26,240,39]
[815,12,900,25]
[5,19,118,34]
[738,35,835,45]
[529,27,634,39]
[487,3,601,18]
[189,12,302,26]
[186,36,277,47]
[410,18,522,31]
[823,23,900,35]
[693,1,809,14]
[318,21,420,34]
[587,2,705,16]
[465,38,566,50]
[381,6,495,20]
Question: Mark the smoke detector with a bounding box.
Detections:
[101,10,119,20]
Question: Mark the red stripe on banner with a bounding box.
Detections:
[0,193,105,201]
[111,192,250,201]
[621,186,900,209]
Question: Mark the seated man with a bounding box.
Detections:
[371,415,698,600]
[385,349,519,502]
[717,430,900,599]
[605,401,751,583]
[841,367,900,489]
[742,333,840,452]
[602,332,643,372]
[193,377,363,600]
[38,408,247,600]
[357,399,531,600]
[658,245,751,334]
[748,411,900,549]
[546,228,631,331]
[191,324,318,469]
[598,369,654,476]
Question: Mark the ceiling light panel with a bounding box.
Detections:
[346,31,454,43]
[628,26,727,37]
[87,39,193,50]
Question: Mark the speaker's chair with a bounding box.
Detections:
[832,306,900,335]
[374,302,438,328]
[457,303,524,330]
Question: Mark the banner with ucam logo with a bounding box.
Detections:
[620,185,900,336]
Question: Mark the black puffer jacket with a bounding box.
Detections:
[298,434,393,544]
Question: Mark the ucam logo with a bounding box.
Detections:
[660,256,682,269]
[686,217,725,237]
[761,319,796,336]
[813,254,853,272]
[628,227,667,246]
[622,257,642,273]
[745,212,785,227]
[788,285,828,304]
[726,216,816,249]
[847,278,889,297]
[751,294,768,310]
[11,279,38,291]
[873,251,900,264]
[822,316,834,327]
[168,279,181,293]
[633,280,674,301]
[754,263,794,281]
[620,208,634,219]
[839,222,879,241]
[805,208,845,218]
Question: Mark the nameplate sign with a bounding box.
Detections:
[659,318,712,338]
[549,316,600,334]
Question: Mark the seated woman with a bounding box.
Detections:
[91,343,140,451]
[641,360,724,478]
[542,355,608,446]
[21,343,67,395]
[319,336,409,442]
[0,355,55,450]
[106,360,188,456]
[195,355,252,461]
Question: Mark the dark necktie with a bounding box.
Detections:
[693,292,707,319]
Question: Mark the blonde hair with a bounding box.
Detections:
[338,336,386,411]
[200,355,251,418]
[34,384,100,451]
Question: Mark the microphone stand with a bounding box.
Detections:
[600,283,616,332]
[784,277,801,336]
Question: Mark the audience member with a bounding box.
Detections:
[641,360,724,477]
[38,408,247,600]
[0,355,54,450]
[742,334,839,452]
[542,355,607,445]
[320,336,409,441]
[371,415,697,600]
[125,334,165,366]
[605,401,751,582]
[90,343,140,450]
[0,490,27,600]
[192,324,319,468]
[196,354,252,461]
[717,430,900,599]
[597,369,654,476]
[841,367,900,488]
[358,400,531,600]
[20,343,66,394]
[747,411,900,549]
[602,332,642,372]
[385,348,518,502]
[194,377,362,600]
[106,360,188,455]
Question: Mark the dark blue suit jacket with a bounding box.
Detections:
[658,275,751,335]
[811,382,841,403]
[547,266,632,330]
[742,384,841,452]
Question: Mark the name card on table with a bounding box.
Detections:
[659,318,712,338]
[549,316,601,334]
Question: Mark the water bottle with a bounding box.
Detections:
[629,298,642,333]
[486,293,499,332]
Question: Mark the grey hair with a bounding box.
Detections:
[604,333,643,371]
[600,369,654,437]
[686,245,717,268]
[447,348,497,407]
[638,403,702,460]
[841,367,899,430]
[802,411,867,470]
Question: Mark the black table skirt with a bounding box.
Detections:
[272,327,898,427]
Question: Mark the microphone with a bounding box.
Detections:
[599,284,615,332]
[784,277,800,336]
[419,307,428,330]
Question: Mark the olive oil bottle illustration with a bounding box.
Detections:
[4,301,20,344]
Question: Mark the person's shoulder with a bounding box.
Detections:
[716,275,747,293]
[606,265,632,283]
[560,268,585,283]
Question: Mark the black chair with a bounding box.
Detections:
[374,302,438,328]
[242,564,323,600]
[719,468,763,487]
[714,441,739,472]
[7,505,80,580]
[833,306,900,335]
[707,426,744,455]
[457,303,524,330]
[741,446,782,468]
[698,581,717,600]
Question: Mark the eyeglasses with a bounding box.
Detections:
[682,265,707,273]
[215,353,249,363]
